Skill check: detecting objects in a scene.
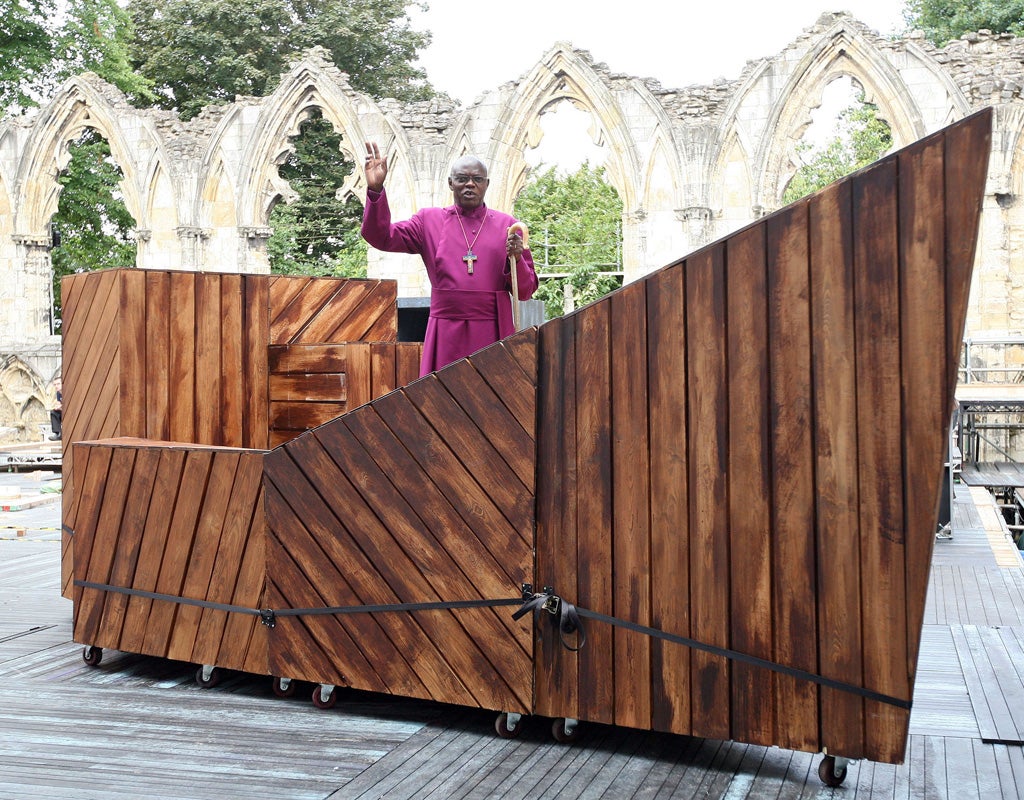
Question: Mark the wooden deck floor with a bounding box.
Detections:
[1,483,1022,799]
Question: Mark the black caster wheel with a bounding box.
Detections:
[195,666,222,688]
[82,645,103,666]
[551,717,579,743]
[312,685,338,709]
[818,755,848,787]
[494,712,523,739]
[272,676,296,698]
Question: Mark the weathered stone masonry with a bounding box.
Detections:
[1,12,1024,438]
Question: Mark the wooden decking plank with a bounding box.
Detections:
[954,624,1024,743]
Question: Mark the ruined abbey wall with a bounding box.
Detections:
[1,12,1024,439]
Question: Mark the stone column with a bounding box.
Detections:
[238,226,273,274]
[9,234,55,341]
[176,226,210,271]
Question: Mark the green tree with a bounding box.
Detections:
[904,0,1024,46]
[267,110,366,277]
[514,163,623,319]
[128,0,432,119]
[50,129,137,329]
[0,0,57,113]
[783,97,893,204]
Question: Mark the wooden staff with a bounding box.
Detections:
[507,222,528,331]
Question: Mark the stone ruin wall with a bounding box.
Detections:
[2,11,1024,441]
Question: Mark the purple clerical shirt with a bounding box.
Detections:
[361,188,538,376]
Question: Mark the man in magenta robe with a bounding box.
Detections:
[361,141,538,376]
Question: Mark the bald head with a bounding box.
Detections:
[448,155,490,210]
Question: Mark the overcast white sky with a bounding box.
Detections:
[409,1,910,104]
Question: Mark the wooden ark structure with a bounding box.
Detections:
[63,110,992,784]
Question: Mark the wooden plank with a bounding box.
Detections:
[269,401,345,431]
[145,271,171,441]
[167,450,240,661]
[98,447,162,650]
[74,447,136,648]
[119,447,187,653]
[141,449,214,657]
[725,222,774,746]
[119,270,146,438]
[809,179,865,757]
[436,358,533,488]
[646,263,690,734]
[294,280,373,343]
[267,275,308,340]
[268,373,345,402]
[195,274,222,445]
[534,316,579,720]
[952,625,1024,744]
[371,342,397,398]
[242,275,269,449]
[610,282,651,731]
[220,274,245,446]
[686,246,730,741]
[191,451,264,671]
[269,277,341,343]
[168,274,196,443]
[403,376,533,537]
[766,201,818,753]
[900,134,948,675]
[572,300,614,726]
[371,391,529,569]
[68,445,113,631]
[317,419,528,711]
[264,445,470,702]
[396,342,422,386]
[268,344,349,374]
[474,333,538,440]
[346,342,372,410]
[853,155,910,763]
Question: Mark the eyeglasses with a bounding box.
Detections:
[452,175,487,186]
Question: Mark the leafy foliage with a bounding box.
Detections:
[904,0,1024,46]
[50,129,137,329]
[128,0,432,119]
[267,111,367,277]
[0,0,58,112]
[514,163,623,319]
[782,98,893,204]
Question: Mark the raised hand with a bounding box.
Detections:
[364,141,388,192]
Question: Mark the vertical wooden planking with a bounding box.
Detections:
[610,282,651,730]
[346,342,372,411]
[371,342,397,399]
[646,264,690,734]
[726,225,775,745]
[396,342,421,387]
[900,135,947,689]
[119,270,146,437]
[169,273,196,443]
[69,445,113,632]
[146,271,171,441]
[686,247,731,741]
[810,180,865,757]
[195,274,222,445]
[766,202,819,753]
[534,316,579,720]
[575,301,614,724]
[852,157,909,763]
[244,275,270,449]
[221,275,245,446]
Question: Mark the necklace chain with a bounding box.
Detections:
[456,210,486,274]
